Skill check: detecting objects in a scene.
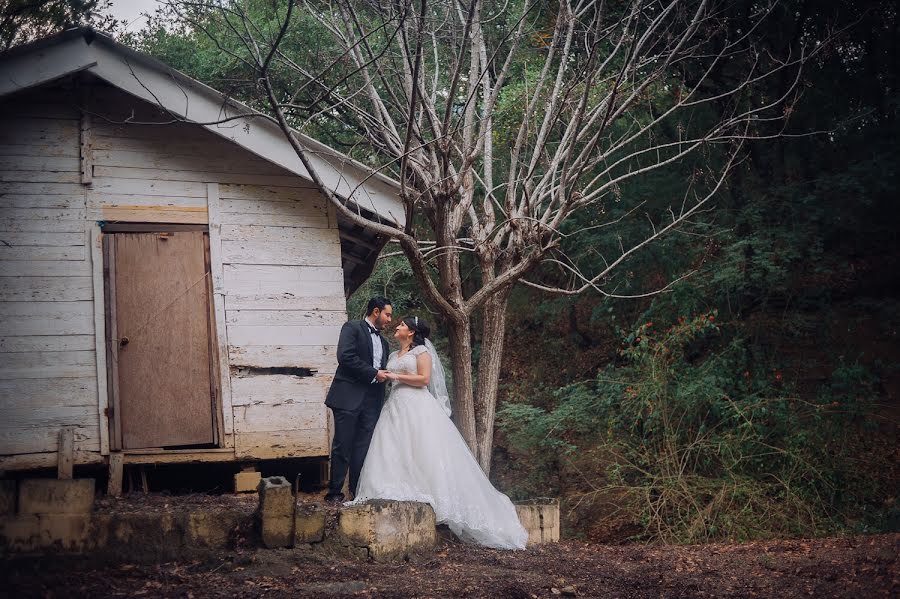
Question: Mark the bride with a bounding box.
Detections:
[349,316,528,550]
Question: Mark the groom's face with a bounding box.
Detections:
[372,305,393,330]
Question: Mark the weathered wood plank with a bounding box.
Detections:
[219,184,319,201]
[92,129,256,151]
[89,177,208,198]
[0,170,82,184]
[108,452,124,497]
[0,182,84,195]
[79,107,93,185]
[58,428,75,479]
[224,293,346,311]
[221,240,341,266]
[86,189,207,209]
[0,423,100,455]
[0,232,84,246]
[0,276,92,301]
[0,260,92,276]
[220,225,342,245]
[0,219,85,233]
[0,143,79,158]
[225,309,346,327]
[224,266,344,298]
[0,117,79,143]
[93,165,306,187]
[227,325,342,347]
[0,334,95,352]
[227,346,338,372]
[0,350,96,379]
[0,451,103,471]
[92,147,283,172]
[89,223,110,456]
[89,205,208,224]
[224,263,343,283]
[207,182,235,441]
[0,301,94,336]
[0,246,87,261]
[229,374,332,406]
[0,101,80,120]
[0,194,85,209]
[233,429,328,460]
[233,401,326,433]
[0,155,79,171]
[0,405,98,429]
[0,377,98,409]
[93,120,206,141]
[219,197,327,217]
[218,212,330,228]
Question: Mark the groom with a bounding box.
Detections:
[324,296,393,503]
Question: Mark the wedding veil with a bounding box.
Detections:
[424,338,452,417]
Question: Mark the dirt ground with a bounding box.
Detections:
[3,532,897,598]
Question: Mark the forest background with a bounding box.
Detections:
[6,0,897,545]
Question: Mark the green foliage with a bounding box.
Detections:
[499,313,894,542]
[1,0,118,51]
[346,256,420,320]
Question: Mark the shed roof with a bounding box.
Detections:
[0,27,401,294]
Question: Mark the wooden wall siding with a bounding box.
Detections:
[0,93,101,466]
[0,83,351,466]
[210,157,345,459]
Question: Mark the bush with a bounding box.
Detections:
[498,313,894,543]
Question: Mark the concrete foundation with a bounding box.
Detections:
[0,480,15,516]
[333,500,437,561]
[1,476,558,560]
[18,479,95,515]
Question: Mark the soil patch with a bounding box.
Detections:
[3,533,896,598]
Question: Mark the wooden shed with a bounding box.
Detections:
[0,28,402,479]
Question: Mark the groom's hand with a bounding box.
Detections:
[375,370,390,383]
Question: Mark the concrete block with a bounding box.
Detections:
[336,500,436,561]
[294,506,326,544]
[0,480,15,516]
[18,479,95,515]
[234,471,262,493]
[515,498,560,546]
[258,476,294,548]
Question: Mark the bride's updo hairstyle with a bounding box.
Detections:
[403,316,431,348]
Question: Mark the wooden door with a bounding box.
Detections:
[106,231,217,449]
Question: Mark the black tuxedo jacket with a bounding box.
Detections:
[325,319,389,411]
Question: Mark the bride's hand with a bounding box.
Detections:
[385,371,399,381]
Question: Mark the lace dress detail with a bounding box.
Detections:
[350,346,528,550]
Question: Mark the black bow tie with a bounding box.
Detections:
[367,325,380,335]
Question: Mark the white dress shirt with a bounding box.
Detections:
[365,317,383,383]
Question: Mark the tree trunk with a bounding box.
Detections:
[473,289,510,475]
[446,312,477,455]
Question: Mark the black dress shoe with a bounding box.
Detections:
[324,493,345,504]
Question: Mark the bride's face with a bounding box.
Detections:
[394,321,414,344]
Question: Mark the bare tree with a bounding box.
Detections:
[166,0,815,474]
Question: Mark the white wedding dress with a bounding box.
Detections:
[350,345,528,550]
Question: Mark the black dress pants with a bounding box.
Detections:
[327,386,382,497]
